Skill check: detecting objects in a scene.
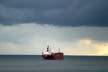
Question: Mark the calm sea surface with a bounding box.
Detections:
[0,55,108,72]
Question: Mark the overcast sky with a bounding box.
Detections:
[0,0,108,55]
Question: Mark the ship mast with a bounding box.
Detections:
[47,45,49,52]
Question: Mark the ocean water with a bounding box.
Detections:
[0,55,108,72]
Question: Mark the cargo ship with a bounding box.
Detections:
[42,45,64,60]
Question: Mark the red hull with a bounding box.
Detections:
[42,52,64,60]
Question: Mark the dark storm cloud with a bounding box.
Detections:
[0,0,108,26]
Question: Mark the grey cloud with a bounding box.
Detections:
[0,0,108,26]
